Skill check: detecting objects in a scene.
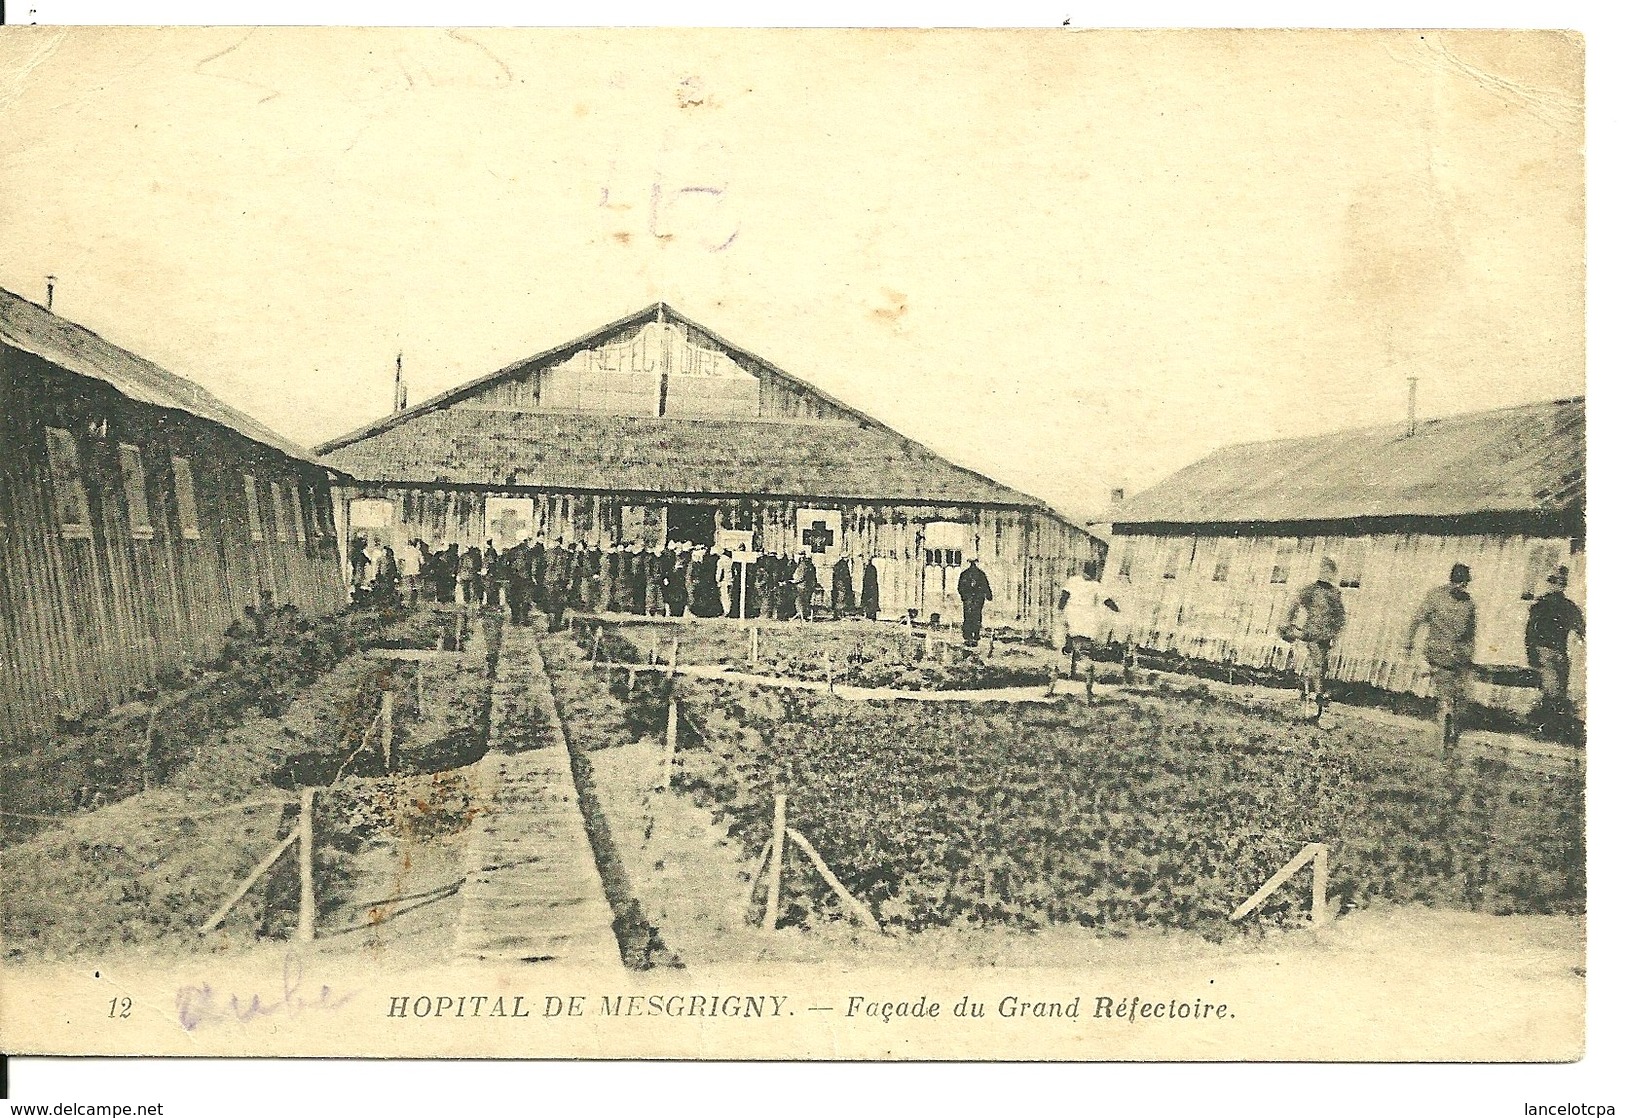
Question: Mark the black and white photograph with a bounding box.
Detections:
[0,16,1603,1096]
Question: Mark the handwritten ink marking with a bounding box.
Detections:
[176,953,356,1031]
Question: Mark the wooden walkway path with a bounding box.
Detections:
[451,621,621,966]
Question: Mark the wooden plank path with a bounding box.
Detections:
[451,621,621,966]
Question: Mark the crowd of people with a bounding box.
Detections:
[1055,556,1586,747]
[346,533,890,630]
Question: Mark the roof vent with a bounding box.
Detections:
[45,275,56,312]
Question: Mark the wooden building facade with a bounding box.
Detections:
[0,287,347,748]
[318,304,1100,632]
[1102,398,1585,715]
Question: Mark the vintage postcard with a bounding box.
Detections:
[0,26,1586,1063]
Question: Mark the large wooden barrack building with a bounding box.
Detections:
[1103,397,1585,715]
[0,287,347,748]
[317,303,1100,632]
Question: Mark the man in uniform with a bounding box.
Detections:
[1284,557,1347,722]
[546,536,572,632]
[956,556,994,646]
[792,549,820,621]
[1405,562,1477,749]
[1525,565,1585,741]
[505,538,534,625]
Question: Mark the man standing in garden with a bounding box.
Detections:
[1284,556,1347,723]
[1525,565,1585,741]
[1405,562,1478,749]
[957,556,993,647]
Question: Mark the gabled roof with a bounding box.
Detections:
[315,302,903,456]
[1,286,320,466]
[321,407,1043,507]
[1112,396,1584,528]
[316,302,1067,513]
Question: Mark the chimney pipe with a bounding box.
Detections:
[45,275,56,312]
[394,352,406,413]
[1406,377,1418,437]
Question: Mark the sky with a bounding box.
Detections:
[0,27,1585,522]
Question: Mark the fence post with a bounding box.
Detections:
[1230,842,1329,929]
[142,706,158,792]
[1086,662,1096,707]
[380,690,395,773]
[750,624,760,665]
[824,649,835,693]
[662,694,679,792]
[297,786,316,943]
[1311,844,1329,929]
[762,793,787,931]
[668,638,679,681]
[784,826,882,933]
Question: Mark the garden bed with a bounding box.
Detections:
[0,605,456,845]
[663,680,1583,939]
[523,631,1582,956]
[580,619,1051,692]
[1,607,495,963]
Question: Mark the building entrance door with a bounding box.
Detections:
[665,503,716,546]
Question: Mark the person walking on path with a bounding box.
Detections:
[1526,565,1585,741]
[505,539,534,625]
[1056,561,1118,680]
[957,556,994,646]
[1405,563,1478,750]
[1283,557,1348,722]
[861,555,881,621]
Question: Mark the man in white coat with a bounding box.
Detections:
[1056,561,1118,679]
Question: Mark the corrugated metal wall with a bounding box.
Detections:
[335,483,1099,633]
[1103,528,1586,712]
[0,347,348,749]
